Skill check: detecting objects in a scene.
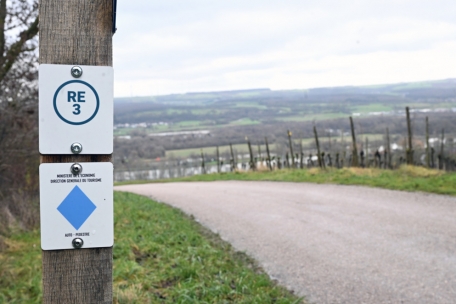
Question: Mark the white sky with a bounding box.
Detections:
[113,0,456,97]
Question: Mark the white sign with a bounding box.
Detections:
[40,162,113,250]
[39,64,113,154]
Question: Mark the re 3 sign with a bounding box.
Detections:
[39,64,113,154]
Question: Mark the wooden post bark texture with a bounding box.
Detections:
[39,0,113,303]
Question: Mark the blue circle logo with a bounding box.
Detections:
[53,80,100,125]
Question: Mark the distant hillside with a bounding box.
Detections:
[114,78,456,128]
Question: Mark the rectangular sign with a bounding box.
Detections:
[40,162,114,250]
[39,64,113,154]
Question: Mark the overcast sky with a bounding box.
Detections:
[113,0,456,97]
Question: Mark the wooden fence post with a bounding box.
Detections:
[40,1,113,303]
[200,149,206,174]
[439,129,445,170]
[287,130,295,168]
[299,140,304,169]
[229,143,236,171]
[265,137,272,171]
[246,137,255,170]
[425,117,430,168]
[328,130,332,153]
[313,126,323,168]
[349,116,359,167]
[216,146,220,173]
[386,128,392,169]
[406,106,413,164]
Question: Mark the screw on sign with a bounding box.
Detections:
[71,142,83,154]
[71,163,82,175]
[72,238,84,249]
[71,66,83,78]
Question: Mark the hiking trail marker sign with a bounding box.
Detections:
[40,162,114,250]
[39,64,113,154]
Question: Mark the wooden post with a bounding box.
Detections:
[386,128,392,169]
[328,130,332,153]
[246,137,255,170]
[229,143,236,171]
[313,126,323,168]
[257,143,262,159]
[265,137,272,171]
[365,137,369,168]
[299,140,304,169]
[216,146,220,173]
[349,116,359,167]
[200,149,206,174]
[425,117,430,168]
[257,143,262,168]
[439,128,445,170]
[406,106,413,164]
[287,130,295,168]
[40,0,113,302]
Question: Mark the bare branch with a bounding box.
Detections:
[0,15,38,83]
[0,0,6,62]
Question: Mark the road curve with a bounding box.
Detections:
[115,181,456,304]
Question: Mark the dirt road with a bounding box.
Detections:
[115,181,456,304]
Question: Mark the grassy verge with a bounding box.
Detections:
[0,192,304,303]
[116,166,456,197]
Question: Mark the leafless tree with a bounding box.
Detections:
[0,0,39,234]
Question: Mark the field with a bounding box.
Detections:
[0,192,303,303]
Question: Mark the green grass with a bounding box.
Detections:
[166,143,280,158]
[229,118,261,126]
[0,192,304,304]
[233,102,268,110]
[352,104,394,113]
[176,120,203,127]
[276,113,346,122]
[116,166,456,197]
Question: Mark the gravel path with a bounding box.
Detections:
[115,181,456,304]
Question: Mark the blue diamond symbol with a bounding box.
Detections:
[57,185,96,230]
